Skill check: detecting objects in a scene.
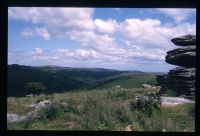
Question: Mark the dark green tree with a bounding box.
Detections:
[25,82,47,97]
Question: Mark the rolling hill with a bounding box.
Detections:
[8,64,145,97]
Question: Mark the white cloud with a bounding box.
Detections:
[35,27,51,41]
[21,27,51,41]
[8,8,196,71]
[34,48,43,55]
[9,46,167,69]
[119,18,196,49]
[94,19,118,34]
[67,30,120,54]
[156,8,196,23]
[9,7,95,31]
[21,28,34,38]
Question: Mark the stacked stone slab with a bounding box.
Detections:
[157,35,196,100]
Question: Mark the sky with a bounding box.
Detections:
[8,8,196,72]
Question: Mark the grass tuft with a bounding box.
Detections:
[7,88,195,131]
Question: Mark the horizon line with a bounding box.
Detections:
[8,63,167,73]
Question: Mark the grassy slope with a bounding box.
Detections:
[8,64,127,97]
[91,73,156,90]
[8,64,156,97]
[7,88,195,131]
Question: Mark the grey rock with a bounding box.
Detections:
[125,124,132,131]
[22,100,52,111]
[121,101,132,109]
[7,100,52,123]
[156,35,196,100]
[156,75,167,85]
[165,46,196,67]
[35,100,51,110]
[167,46,196,54]
[22,104,36,109]
[142,84,152,89]
[165,67,195,97]
[171,35,196,46]
[26,94,33,97]
[161,96,195,105]
[7,114,26,122]
[168,67,195,79]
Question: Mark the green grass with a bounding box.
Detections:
[91,73,156,90]
[7,88,195,131]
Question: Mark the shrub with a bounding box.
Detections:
[22,118,34,129]
[131,93,161,117]
[38,103,63,121]
[25,82,47,96]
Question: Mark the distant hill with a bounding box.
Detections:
[88,73,157,89]
[8,64,143,97]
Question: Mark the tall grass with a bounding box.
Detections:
[7,88,195,131]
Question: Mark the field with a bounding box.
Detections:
[7,88,195,131]
[7,64,194,131]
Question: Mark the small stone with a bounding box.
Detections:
[125,124,132,131]
[142,84,152,89]
[61,102,68,108]
[35,100,52,110]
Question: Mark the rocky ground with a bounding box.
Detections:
[161,97,194,106]
[7,96,195,123]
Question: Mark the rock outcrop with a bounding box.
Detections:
[157,35,196,100]
[171,35,196,46]
[165,46,196,67]
[7,114,27,122]
[161,96,194,106]
[7,100,52,123]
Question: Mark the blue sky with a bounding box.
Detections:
[8,8,196,72]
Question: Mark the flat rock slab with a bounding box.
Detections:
[168,67,195,79]
[165,50,195,67]
[167,46,196,55]
[161,96,194,106]
[171,35,196,46]
[35,100,51,110]
[22,104,37,109]
[7,114,26,122]
[7,100,52,123]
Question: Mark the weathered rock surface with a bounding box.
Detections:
[7,114,26,122]
[125,124,133,131]
[161,97,194,106]
[171,35,196,46]
[142,84,153,89]
[22,104,36,109]
[168,67,195,79]
[121,96,194,109]
[157,35,196,100]
[156,75,167,86]
[7,100,52,123]
[157,67,195,97]
[7,100,69,123]
[165,46,196,67]
[34,100,51,110]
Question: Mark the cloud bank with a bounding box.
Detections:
[8,8,196,71]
